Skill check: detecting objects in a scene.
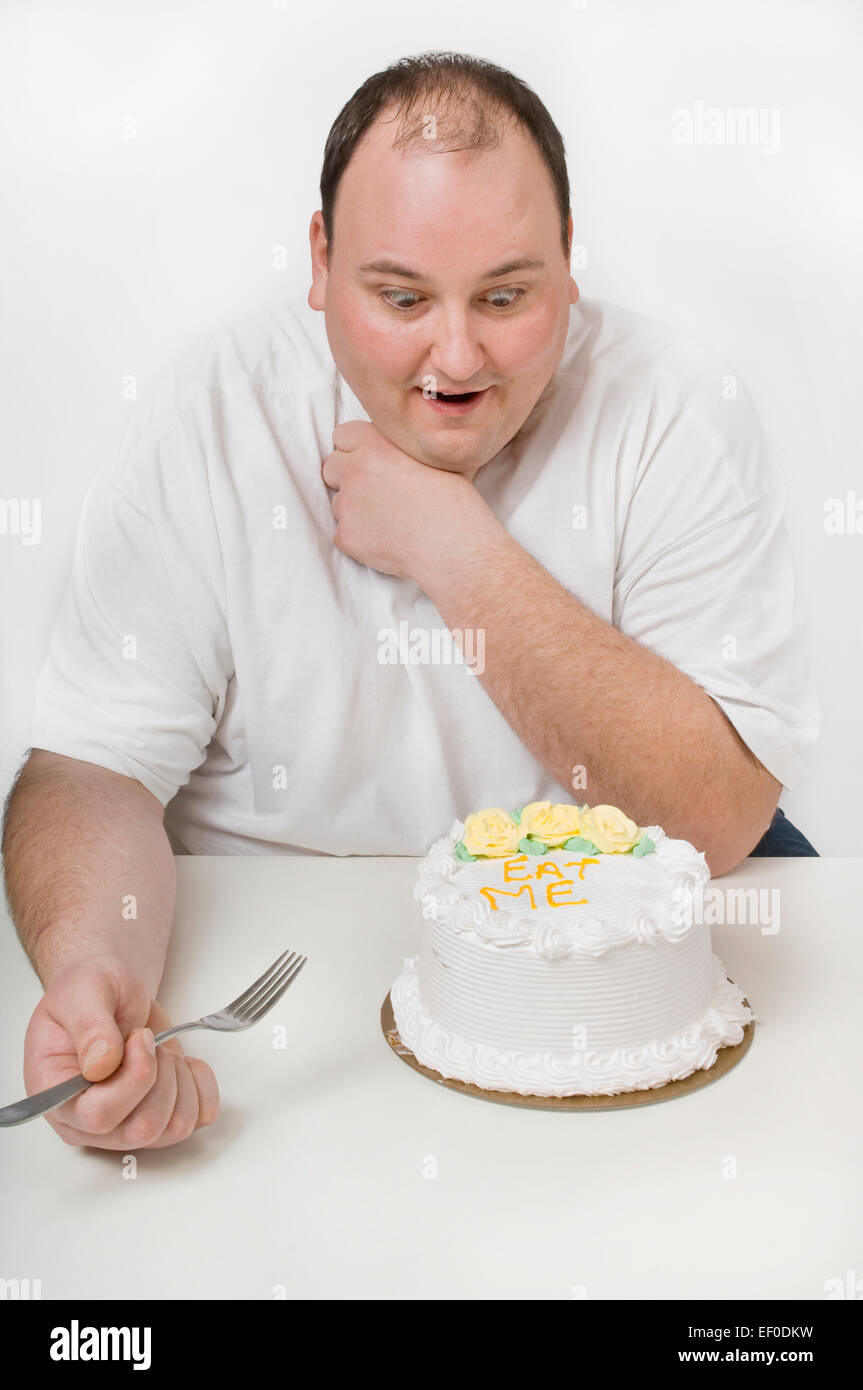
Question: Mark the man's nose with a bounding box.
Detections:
[426,317,486,385]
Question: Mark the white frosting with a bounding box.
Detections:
[392,816,754,1097]
[391,953,753,1097]
[414,822,709,957]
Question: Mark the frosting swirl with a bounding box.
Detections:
[578,804,643,854]
[461,808,521,858]
[519,801,583,846]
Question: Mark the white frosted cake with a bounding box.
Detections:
[390,802,754,1098]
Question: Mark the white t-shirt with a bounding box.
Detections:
[29,294,820,855]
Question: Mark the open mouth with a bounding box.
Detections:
[416,386,490,414]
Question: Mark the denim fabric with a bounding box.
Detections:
[748,805,818,857]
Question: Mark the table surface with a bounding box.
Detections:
[1,855,860,1300]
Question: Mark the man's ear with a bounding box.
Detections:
[566,210,580,305]
[308,210,328,310]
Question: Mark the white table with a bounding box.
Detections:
[0,856,859,1300]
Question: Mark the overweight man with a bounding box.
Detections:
[2,52,819,1150]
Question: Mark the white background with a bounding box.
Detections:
[1,0,860,850]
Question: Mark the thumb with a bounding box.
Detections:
[53,968,130,1082]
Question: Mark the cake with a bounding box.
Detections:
[389,801,754,1098]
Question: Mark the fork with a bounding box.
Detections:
[0,948,307,1127]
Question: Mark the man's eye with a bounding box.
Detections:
[382,290,422,310]
[485,288,524,308]
[380,288,526,311]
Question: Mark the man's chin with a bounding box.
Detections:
[366,420,480,475]
[407,441,489,477]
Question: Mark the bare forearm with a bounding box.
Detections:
[2,751,175,993]
[416,530,779,872]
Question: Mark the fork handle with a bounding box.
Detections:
[151,1021,202,1044]
[0,1073,96,1126]
[0,1023,204,1127]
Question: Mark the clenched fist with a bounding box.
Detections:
[23,954,219,1150]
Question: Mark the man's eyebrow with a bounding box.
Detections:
[357,257,546,281]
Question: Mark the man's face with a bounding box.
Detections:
[308,107,578,481]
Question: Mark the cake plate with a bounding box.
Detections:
[380,990,755,1112]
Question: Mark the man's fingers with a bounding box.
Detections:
[49,1027,157,1136]
[50,1042,179,1151]
[149,1054,201,1147]
[186,1056,220,1128]
[114,1043,181,1149]
[51,1053,219,1151]
[321,451,336,487]
[46,969,128,1084]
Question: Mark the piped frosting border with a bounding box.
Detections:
[391,953,754,1098]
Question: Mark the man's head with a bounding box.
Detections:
[308,52,578,481]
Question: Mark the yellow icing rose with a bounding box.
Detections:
[518,801,583,847]
[462,808,522,858]
[578,804,642,854]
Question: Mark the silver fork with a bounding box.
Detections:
[0,948,307,1127]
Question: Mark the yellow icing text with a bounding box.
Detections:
[480,883,537,910]
[503,855,532,882]
[482,857,599,911]
[563,857,600,881]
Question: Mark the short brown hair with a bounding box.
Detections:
[319,51,572,261]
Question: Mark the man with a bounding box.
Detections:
[2,52,819,1150]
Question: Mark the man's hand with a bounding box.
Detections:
[321,420,505,580]
[24,954,219,1150]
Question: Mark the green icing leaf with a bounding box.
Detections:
[454,841,477,862]
[631,836,655,858]
[512,807,522,824]
[562,835,600,855]
[518,836,547,856]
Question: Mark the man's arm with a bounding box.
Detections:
[2,749,219,1150]
[2,749,175,993]
[412,526,780,876]
[322,422,780,876]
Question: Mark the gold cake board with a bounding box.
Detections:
[381,990,754,1112]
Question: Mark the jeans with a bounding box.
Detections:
[748,805,818,857]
